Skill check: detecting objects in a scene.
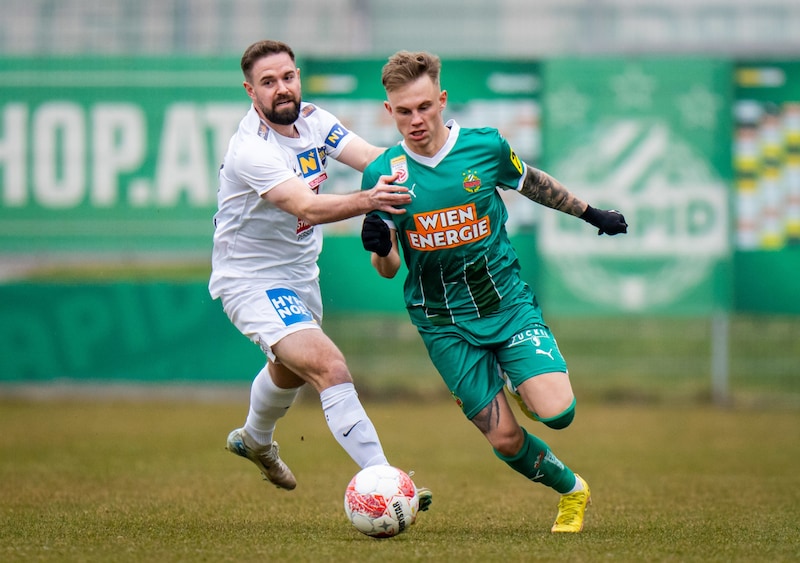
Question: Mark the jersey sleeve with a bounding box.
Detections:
[312,106,359,160]
[495,131,527,191]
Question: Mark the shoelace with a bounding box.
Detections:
[556,492,585,522]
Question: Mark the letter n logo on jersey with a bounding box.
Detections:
[297,149,323,178]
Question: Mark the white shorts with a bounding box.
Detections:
[218,280,323,362]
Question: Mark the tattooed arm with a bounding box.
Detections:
[518,166,587,217]
[519,166,629,235]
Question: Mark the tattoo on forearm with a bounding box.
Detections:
[519,167,586,217]
[471,396,501,434]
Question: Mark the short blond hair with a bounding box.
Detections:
[381,51,441,92]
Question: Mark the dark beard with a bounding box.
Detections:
[261,97,301,125]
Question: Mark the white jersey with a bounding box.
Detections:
[209,102,357,298]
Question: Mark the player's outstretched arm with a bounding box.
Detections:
[519,166,587,216]
[263,174,410,225]
[336,136,386,172]
[519,166,628,236]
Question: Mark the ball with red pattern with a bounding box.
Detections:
[343,465,419,538]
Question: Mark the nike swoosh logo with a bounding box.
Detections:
[343,421,361,437]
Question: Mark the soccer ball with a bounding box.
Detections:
[343,465,419,538]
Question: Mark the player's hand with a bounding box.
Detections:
[580,205,628,236]
[366,173,410,215]
[361,213,393,257]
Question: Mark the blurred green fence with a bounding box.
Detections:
[0,256,797,408]
[325,312,800,407]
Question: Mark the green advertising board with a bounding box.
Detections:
[0,57,245,254]
[0,55,798,386]
[732,60,800,314]
[0,282,262,382]
[733,61,800,250]
[539,58,734,315]
[0,56,541,249]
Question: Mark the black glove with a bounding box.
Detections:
[580,205,628,236]
[361,213,393,257]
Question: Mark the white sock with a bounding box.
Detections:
[244,365,300,446]
[564,476,584,494]
[320,382,389,468]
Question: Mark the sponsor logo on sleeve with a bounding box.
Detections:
[325,123,350,148]
[509,147,523,175]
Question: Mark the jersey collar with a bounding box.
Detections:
[401,120,460,167]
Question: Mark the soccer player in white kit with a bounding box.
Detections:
[209,40,429,508]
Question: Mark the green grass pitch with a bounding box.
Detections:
[1,396,798,562]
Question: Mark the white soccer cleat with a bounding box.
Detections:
[407,470,432,514]
[416,486,433,512]
[225,427,297,490]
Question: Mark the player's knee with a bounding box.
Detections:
[491,431,525,458]
[539,398,576,430]
[482,422,525,458]
[322,359,352,386]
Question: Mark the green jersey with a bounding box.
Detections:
[362,121,530,327]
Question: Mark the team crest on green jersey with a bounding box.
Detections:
[390,155,409,183]
[462,170,482,193]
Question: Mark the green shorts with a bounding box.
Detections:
[416,299,567,420]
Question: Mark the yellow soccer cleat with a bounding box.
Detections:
[551,474,591,533]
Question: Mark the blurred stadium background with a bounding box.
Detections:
[1,0,799,407]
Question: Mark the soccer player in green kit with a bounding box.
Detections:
[360,51,628,533]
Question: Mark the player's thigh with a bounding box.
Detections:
[271,328,351,391]
[499,324,573,419]
[516,372,574,420]
[418,327,504,420]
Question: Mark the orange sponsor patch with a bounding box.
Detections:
[407,203,491,251]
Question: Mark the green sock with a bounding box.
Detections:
[494,428,576,494]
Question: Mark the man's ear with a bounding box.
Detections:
[243,81,255,101]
